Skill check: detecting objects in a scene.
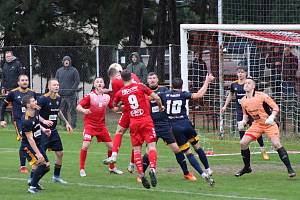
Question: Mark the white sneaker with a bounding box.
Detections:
[52,176,68,184]
[103,156,117,165]
[109,167,124,175]
[80,169,87,177]
[202,173,215,187]
[127,162,135,173]
[206,168,213,176]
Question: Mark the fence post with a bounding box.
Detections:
[96,45,100,77]
[169,44,172,87]
[116,47,119,63]
[29,45,33,89]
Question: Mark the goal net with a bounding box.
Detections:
[180,24,300,155]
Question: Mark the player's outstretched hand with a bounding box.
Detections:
[159,106,165,112]
[220,106,226,114]
[0,121,7,128]
[206,73,215,83]
[66,123,73,134]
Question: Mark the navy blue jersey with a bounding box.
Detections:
[150,86,169,123]
[230,80,245,114]
[21,112,42,147]
[1,87,37,121]
[160,90,192,120]
[37,93,61,130]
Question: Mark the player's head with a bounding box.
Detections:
[244,78,256,92]
[108,63,123,72]
[172,77,183,89]
[147,72,159,89]
[48,79,59,93]
[22,95,36,109]
[62,56,71,67]
[18,74,29,89]
[108,67,120,79]
[237,66,248,80]
[121,69,132,82]
[93,77,105,90]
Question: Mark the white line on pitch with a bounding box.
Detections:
[0,176,277,200]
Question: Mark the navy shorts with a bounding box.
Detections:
[21,144,49,166]
[154,122,176,145]
[42,129,63,151]
[170,119,198,151]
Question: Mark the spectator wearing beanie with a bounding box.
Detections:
[55,56,80,129]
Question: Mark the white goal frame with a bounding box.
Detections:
[180,24,300,134]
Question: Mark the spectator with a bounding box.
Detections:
[188,52,207,92]
[281,47,298,94]
[1,51,27,95]
[126,52,147,84]
[55,56,80,129]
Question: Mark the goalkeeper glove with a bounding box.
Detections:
[237,120,246,131]
[265,114,275,125]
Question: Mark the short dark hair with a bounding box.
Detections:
[237,66,248,72]
[121,69,132,81]
[147,72,158,78]
[18,74,28,81]
[172,77,183,89]
[22,95,34,107]
[108,67,119,78]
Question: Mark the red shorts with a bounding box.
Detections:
[129,117,157,147]
[82,127,112,143]
[118,112,130,129]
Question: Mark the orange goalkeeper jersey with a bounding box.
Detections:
[240,91,279,125]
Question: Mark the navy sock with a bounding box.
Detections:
[241,148,251,168]
[277,147,293,170]
[31,164,46,187]
[142,153,149,173]
[186,153,203,175]
[175,152,189,175]
[195,148,209,169]
[54,164,61,177]
[19,149,26,166]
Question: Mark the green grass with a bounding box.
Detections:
[1,118,300,200]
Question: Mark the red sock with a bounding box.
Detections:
[108,150,114,169]
[112,133,123,153]
[133,151,143,175]
[80,148,87,170]
[130,149,134,163]
[148,149,157,170]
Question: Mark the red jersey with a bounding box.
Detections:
[114,83,153,119]
[79,90,111,132]
[111,73,140,96]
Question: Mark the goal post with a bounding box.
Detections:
[180,24,300,152]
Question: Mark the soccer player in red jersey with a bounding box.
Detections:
[103,65,140,173]
[76,77,123,177]
[113,69,163,189]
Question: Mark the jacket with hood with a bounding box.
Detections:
[126,52,148,84]
[1,57,27,91]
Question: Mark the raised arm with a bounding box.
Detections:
[191,73,215,99]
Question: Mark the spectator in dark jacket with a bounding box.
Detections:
[126,52,148,84]
[55,56,80,128]
[1,51,27,94]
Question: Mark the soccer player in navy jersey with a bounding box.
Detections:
[0,74,37,174]
[159,74,215,187]
[221,66,269,161]
[21,95,51,193]
[140,72,196,182]
[37,79,73,184]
